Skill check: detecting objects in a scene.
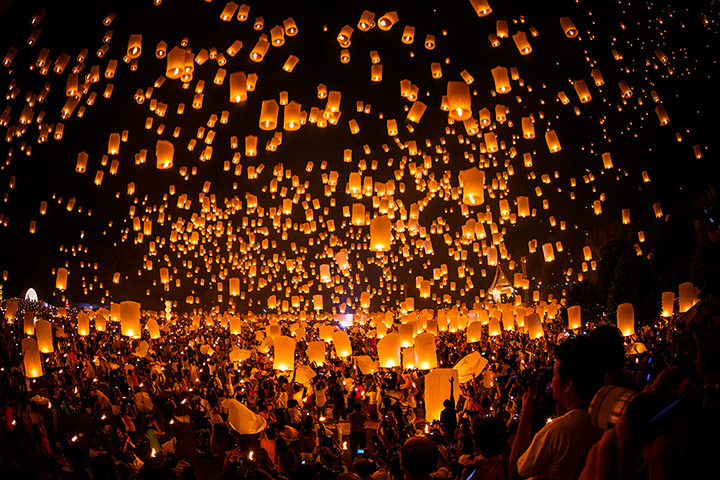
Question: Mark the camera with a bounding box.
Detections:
[356,448,364,455]
[589,385,685,445]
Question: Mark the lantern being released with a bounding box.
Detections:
[424,368,460,422]
[22,337,43,378]
[617,303,635,336]
[120,301,141,338]
[377,332,401,368]
[273,336,296,371]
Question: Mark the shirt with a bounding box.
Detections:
[517,409,602,480]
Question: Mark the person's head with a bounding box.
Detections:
[472,417,507,458]
[353,457,375,478]
[353,402,363,412]
[589,324,626,375]
[400,435,438,479]
[552,336,603,408]
[442,399,452,409]
[264,427,276,440]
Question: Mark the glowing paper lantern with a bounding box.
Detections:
[424,368,459,422]
[229,277,240,296]
[156,140,174,169]
[273,336,296,371]
[370,216,392,251]
[512,31,532,55]
[120,300,141,338]
[22,338,43,378]
[525,313,544,339]
[377,332,401,368]
[491,66,511,93]
[127,34,142,59]
[545,130,561,152]
[229,72,247,103]
[95,314,106,332]
[617,303,635,336]
[307,341,326,366]
[542,243,555,262]
[332,330,352,357]
[567,305,581,330]
[678,282,696,313]
[560,17,578,38]
[460,167,485,206]
[661,292,674,317]
[399,323,415,347]
[402,347,416,369]
[146,318,160,339]
[447,81,472,121]
[488,318,501,336]
[77,312,90,336]
[414,332,437,370]
[377,11,399,31]
[229,316,242,334]
[24,312,35,335]
[56,267,68,291]
[259,99,279,130]
[466,321,482,342]
[35,319,53,353]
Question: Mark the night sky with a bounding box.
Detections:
[0,0,718,313]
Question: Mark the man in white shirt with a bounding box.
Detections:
[510,336,603,480]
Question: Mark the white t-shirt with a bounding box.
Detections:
[517,409,601,480]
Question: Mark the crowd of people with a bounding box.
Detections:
[0,294,718,480]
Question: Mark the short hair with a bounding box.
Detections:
[553,336,603,402]
[589,324,626,373]
[401,436,438,478]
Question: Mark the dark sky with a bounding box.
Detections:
[0,0,717,313]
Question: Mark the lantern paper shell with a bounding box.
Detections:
[307,340,326,366]
[617,303,635,336]
[56,267,68,291]
[23,337,43,378]
[36,319,53,353]
[319,325,335,342]
[332,330,352,357]
[370,216,392,251]
[95,314,106,332]
[146,318,160,339]
[567,305,581,329]
[414,332,437,370]
[525,313,544,339]
[24,312,35,335]
[424,368,459,422]
[661,292,674,317]
[491,66,511,93]
[120,300,141,337]
[678,282,696,313]
[466,321,483,342]
[377,332,401,368]
[402,347,416,369]
[273,336,296,371]
[229,72,247,103]
[447,81,472,121]
[460,167,485,206]
[77,312,90,336]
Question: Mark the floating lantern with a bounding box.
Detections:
[424,369,459,422]
[127,34,142,59]
[155,140,174,169]
[77,312,90,336]
[24,312,35,335]
[370,216,392,251]
[22,338,43,378]
[447,81,472,121]
[617,303,634,336]
[525,313,544,339]
[273,336,295,371]
[491,66,511,93]
[678,282,696,312]
[307,341,326,365]
[377,333,401,367]
[512,31,532,55]
[146,318,160,339]
[378,11,399,31]
[567,305,581,329]
[56,267,68,291]
[560,17,578,38]
[460,167,485,206]
[36,319,53,353]
[120,300,141,338]
[661,292,674,317]
[332,330,352,357]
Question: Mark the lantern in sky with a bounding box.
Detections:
[77,312,90,336]
[273,336,295,371]
[56,267,68,291]
[491,66,511,93]
[370,216,392,251]
[525,313,544,339]
[617,303,635,336]
[560,17,578,37]
[567,305,581,330]
[23,338,43,378]
[24,312,35,335]
[377,11,399,31]
[414,332,437,370]
[127,34,142,59]
[678,282,696,313]
[259,100,279,130]
[460,167,485,206]
[661,292,674,317]
[155,140,174,169]
[447,81,472,121]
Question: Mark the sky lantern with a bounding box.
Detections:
[229,316,242,334]
[525,313,544,339]
[377,11,399,31]
[522,117,535,139]
[377,332,401,367]
[488,318,501,336]
[560,17,578,38]
[127,34,142,59]
[283,17,298,36]
[370,216,392,251]
[56,267,68,291]
[574,79,592,103]
[466,321,482,342]
[617,303,635,336]
[165,46,185,79]
[22,338,43,378]
[120,300,141,338]
[447,81,472,121]
[24,312,35,335]
[542,243,555,262]
[319,325,335,342]
[146,318,160,339]
[414,332,437,370]
[35,319,53,353]
[517,196,530,217]
[259,99,279,130]
[491,66,511,93]
[401,26,415,44]
[622,209,631,224]
[678,282,696,312]
[545,130,561,152]
[77,312,90,336]
[469,0,492,17]
[155,140,174,169]
[332,330,352,357]
[567,305,581,329]
[512,31,532,55]
[460,167,485,206]
[229,72,247,103]
[307,340,326,365]
[273,336,295,371]
[250,37,270,62]
[662,292,675,317]
[283,101,302,131]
